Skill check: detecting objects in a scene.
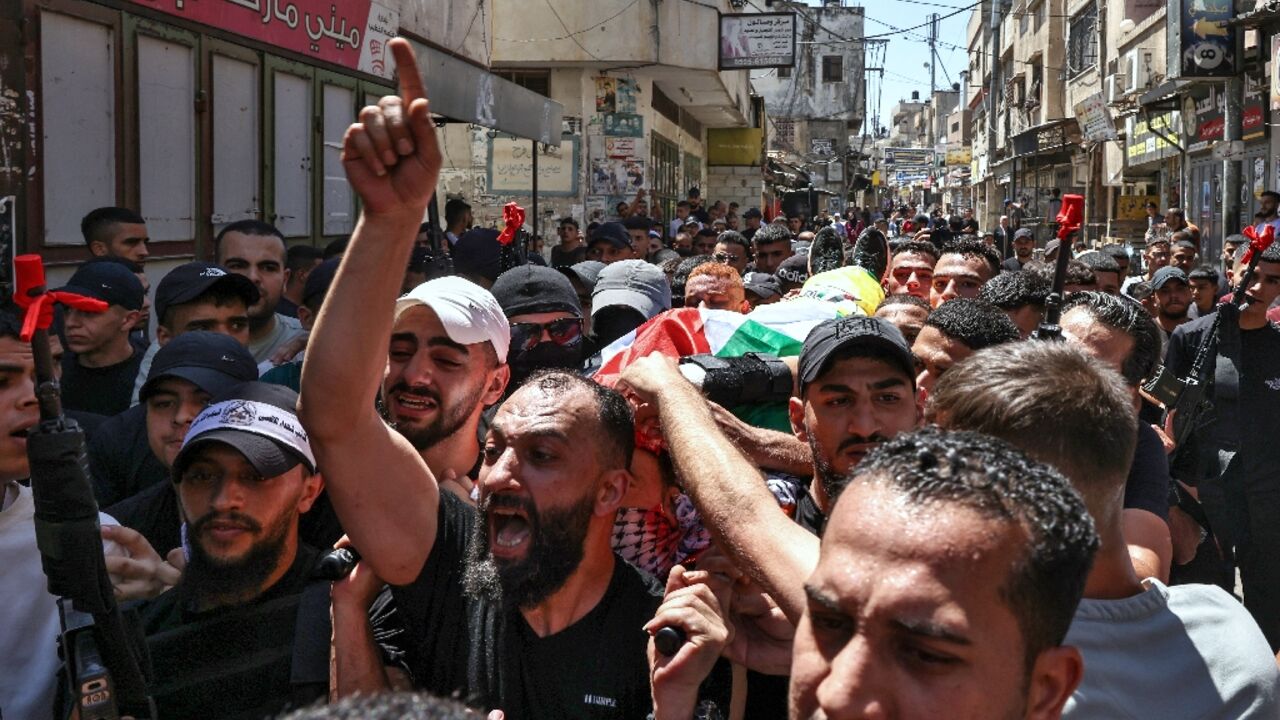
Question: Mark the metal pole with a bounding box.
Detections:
[531,140,539,256]
[1222,77,1243,239]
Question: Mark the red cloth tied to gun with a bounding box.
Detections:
[12,254,107,342]
[497,203,525,246]
[1056,194,1084,241]
[1241,224,1276,266]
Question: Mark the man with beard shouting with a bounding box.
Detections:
[300,40,671,718]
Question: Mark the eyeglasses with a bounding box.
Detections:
[509,317,584,354]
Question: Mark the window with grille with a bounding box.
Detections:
[1068,4,1098,76]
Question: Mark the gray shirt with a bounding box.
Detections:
[1064,579,1280,719]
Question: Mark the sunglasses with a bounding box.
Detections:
[714,251,742,264]
[509,317,584,354]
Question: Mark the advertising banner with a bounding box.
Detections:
[719,13,796,70]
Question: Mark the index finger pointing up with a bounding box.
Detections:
[389,38,426,105]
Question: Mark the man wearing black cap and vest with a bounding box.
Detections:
[1001,227,1035,271]
[129,261,259,406]
[588,222,639,264]
[57,259,147,416]
[491,265,587,390]
[138,382,405,719]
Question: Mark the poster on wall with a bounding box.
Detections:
[585,195,609,223]
[486,135,580,196]
[595,77,616,113]
[606,137,645,159]
[1255,157,1267,199]
[603,113,644,138]
[719,13,797,70]
[616,79,638,114]
[590,158,646,196]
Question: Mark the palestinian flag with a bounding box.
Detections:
[593,298,848,431]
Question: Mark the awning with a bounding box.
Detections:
[1226,1,1280,28]
[408,40,563,145]
[1009,118,1077,159]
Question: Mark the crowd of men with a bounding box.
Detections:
[4,40,1280,720]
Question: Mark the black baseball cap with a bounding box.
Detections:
[59,261,145,311]
[492,265,582,318]
[1150,266,1190,290]
[1013,228,1034,240]
[140,331,258,401]
[590,222,632,250]
[154,261,258,326]
[798,316,916,391]
[173,382,315,480]
[743,207,763,219]
[775,254,811,291]
[742,272,782,300]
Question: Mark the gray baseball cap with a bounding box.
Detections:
[591,259,672,320]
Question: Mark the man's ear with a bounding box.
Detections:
[595,468,631,517]
[297,470,324,514]
[1024,645,1084,720]
[88,240,108,258]
[789,396,808,442]
[484,364,511,406]
[155,324,173,346]
[296,305,314,331]
[121,309,142,333]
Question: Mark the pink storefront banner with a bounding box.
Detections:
[129,0,398,78]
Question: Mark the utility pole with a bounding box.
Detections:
[928,13,938,95]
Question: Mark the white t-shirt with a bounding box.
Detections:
[0,483,121,720]
[1064,579,1280,718]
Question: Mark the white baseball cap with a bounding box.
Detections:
[395,276,511,363]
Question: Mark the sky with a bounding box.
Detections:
[798,0,974,135]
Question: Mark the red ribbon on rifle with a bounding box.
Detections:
[1240,224,1276,266]
[1056,194,1084,241]
[12,254,108,342]
[497,202,526,246]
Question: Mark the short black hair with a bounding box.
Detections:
[978,270,1051,309]
[1075,251,1121,274]
[752,223,792,248]
[285,244,324,273]
[1126,280,1154,301]
[847,426,1098,669]
[558,216,579,229]
[694,227,718,239]
[715,230,750,254]
[1050,260,1096,288]
[939,238,1000,276]
[81,206,145,248]
[876,293,930,312]
[215,219,285,259]
[445,198,471,225]
[622,215,654,231]
[671,255,715,304]
[522,370,634,470]
[1100,243,1130,262]
[891,239,940,263]
[925,298,1020,350]
[1187,264,1220,286]
[1061,291,1162,385]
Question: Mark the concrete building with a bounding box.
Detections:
[752,0,866,215]
[3,0,564,286]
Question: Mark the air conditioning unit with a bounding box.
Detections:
[1125,49,1154,94]
[1107,73,1128,103]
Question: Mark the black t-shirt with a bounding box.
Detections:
[793,485,825,536]
[1124,422,1171,521]
[141,544,405,720]
[1164,311,1280,491]
[393,490,662,719]
[276,296,299,318]
[88,404,169,507]
[1000,256,1026,273]
[551,245,587,267]
[60,347,144,417]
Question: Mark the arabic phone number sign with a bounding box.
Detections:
[130,0,399,78]
[719,13,796,70]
